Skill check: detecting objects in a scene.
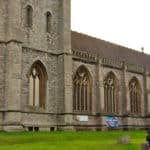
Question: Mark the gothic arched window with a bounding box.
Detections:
[73,66,92,113]
[26,5,33,27]
[46,12,52,33]
[129,77,141,114]
[29,61,47,108]
[104,72,118,113]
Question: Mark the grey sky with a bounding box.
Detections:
[71,0,150,54]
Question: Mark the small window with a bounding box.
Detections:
[26,5,33,27]
[46,12,52,33]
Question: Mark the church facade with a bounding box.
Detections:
[0,0,150,131]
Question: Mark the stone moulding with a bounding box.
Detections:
[72,50,148,75]
[23,47,72,56]
[0,40,22,44]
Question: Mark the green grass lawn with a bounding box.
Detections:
[0,130,147,150]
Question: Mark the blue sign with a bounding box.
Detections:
[106,116,119,128]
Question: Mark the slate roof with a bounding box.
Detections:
[71,31,150,68]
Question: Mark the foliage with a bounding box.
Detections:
[0,130,146,150]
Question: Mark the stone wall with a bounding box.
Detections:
[0,0,72,131]
[125,71,144,115]
[21,47,58,113]
[4,41,22,110]
[72,56,150,130]
[0,1,6,41]
[21,0,59,52]
[73,60,98,114]
[21,48,73,128]
[0,0,149,131]
[0,43,5,109]
[20,0,71,54]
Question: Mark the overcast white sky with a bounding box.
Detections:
[71,0,150,54]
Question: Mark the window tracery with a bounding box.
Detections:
[104,72,117,113]
[29,61,47,108]
[129,77,141,114]
[73,66,92,112]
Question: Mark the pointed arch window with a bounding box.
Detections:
[104,72,118,113]
[129,77,141,114]
[29,61,47,108]
[26,5,33,27]
[46,12,52,33]
[73,66,92,113]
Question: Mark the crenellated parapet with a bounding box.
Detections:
[72,50,98,63]
[73,49,150,77]
[126,64,145,74]
[102,57,123,69]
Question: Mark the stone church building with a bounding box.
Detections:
[0,0,150,131]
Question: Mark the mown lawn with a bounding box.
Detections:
[0,130,147,150]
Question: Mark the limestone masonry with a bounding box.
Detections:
[0,0,149,131]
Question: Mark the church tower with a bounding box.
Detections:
[0,0,72,131]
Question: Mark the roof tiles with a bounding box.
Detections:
[71,31,150,68]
